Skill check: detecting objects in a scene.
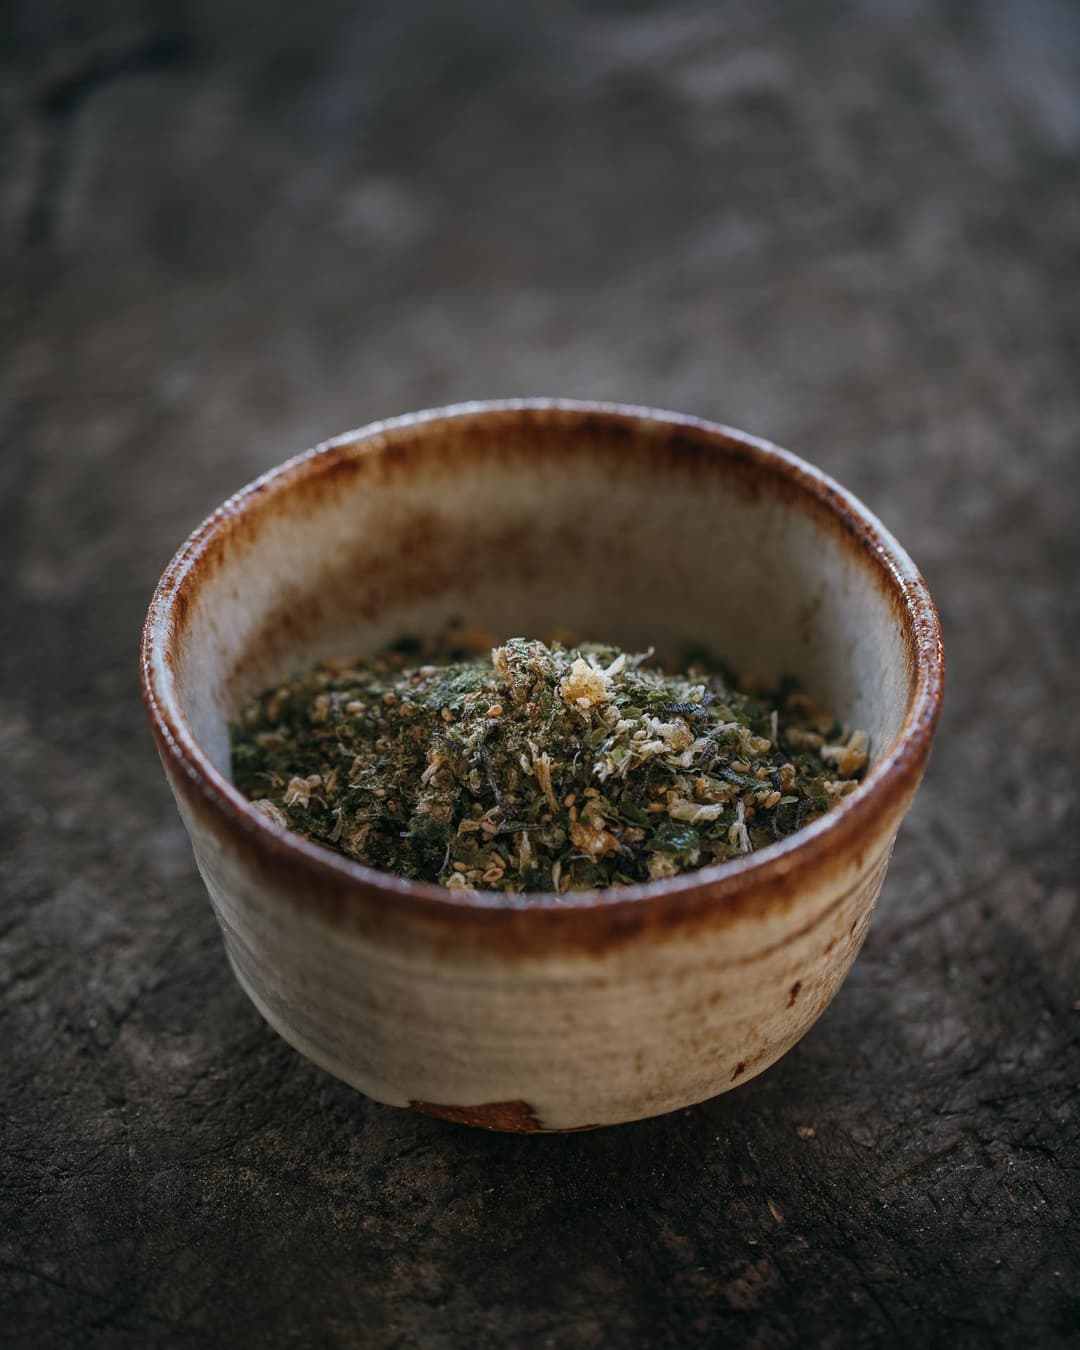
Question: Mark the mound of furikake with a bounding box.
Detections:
[230,635,870,894]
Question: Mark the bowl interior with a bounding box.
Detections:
[162,406,918,798]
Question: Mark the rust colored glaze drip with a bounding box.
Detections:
[408,1100,602,1133]
[409,1099,544,1132]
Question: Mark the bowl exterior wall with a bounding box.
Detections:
[164,751,912,1130]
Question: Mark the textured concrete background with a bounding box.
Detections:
[2,1,1078,1345]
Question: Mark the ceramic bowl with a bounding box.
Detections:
[141,400,943,1131]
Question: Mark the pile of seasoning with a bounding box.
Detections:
[230,636,870,893]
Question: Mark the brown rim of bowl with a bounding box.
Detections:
[141,400,944,927]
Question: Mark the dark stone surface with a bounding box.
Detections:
[2,1,1078,1345]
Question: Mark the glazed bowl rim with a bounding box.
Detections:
[141,398,944,921]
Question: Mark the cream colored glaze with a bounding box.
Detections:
[143,401,941,1130]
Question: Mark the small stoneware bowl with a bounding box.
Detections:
[142,400,943,1131]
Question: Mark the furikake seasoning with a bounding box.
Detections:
[230,636,870,894]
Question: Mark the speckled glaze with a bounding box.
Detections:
[141,401,943,1131]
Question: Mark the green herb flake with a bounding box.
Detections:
[230,636,870,894]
